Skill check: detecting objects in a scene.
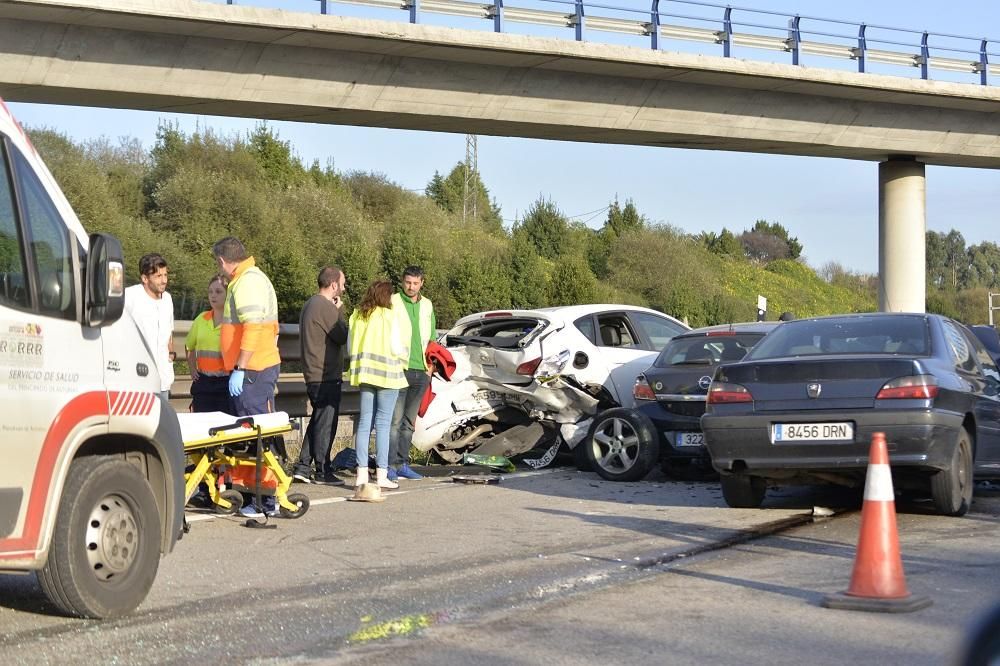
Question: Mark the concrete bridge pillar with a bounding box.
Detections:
[878,157,926,313]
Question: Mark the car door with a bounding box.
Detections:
[589,311,652,408]
[959,324,1000,470]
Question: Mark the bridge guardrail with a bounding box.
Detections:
[218,0,1000,86]
[169,320,360,418]
[168,321,443,419]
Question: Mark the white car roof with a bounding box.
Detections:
[452,304,689,329]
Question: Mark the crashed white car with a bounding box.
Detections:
[412,305,689,472]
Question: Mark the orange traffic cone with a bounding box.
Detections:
[822,432,932,613]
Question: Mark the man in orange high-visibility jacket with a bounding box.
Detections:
[212,236,281,418]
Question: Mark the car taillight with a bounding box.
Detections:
[633,376,656,401]
[876,375,939,400]
[707,381,753,404]
[516,357,542,375]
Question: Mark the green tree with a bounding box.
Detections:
[926,229,968,290]
[448,252,512,314]
[247,122,306,189]
[507,233,549,309]
[548,255,598,305]
[425,162,503,233]
[701,228,744,257]
[966,242,1000,289]
[514,198,569,260]
[604,198,645,238]
[740,219,802,262]
[344,171,410,224]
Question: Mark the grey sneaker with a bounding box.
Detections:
[240,504,264,519]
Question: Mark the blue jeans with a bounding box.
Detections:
[389,369,431,467]
[355,385,400,470]
[232,364,280,417]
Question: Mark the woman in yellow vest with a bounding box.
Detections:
[185,275,232,413]
[348,280,411,490]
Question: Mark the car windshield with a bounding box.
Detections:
[654,333,765,367]
[747,315,930,359]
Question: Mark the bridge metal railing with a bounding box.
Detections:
[217,0,1000,86]
[168,321,444,420]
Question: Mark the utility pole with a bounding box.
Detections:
[990,292,1000,327]
[462,134,478,224]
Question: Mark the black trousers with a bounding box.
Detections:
[294,380,343,477]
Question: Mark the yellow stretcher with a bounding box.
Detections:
[178,411,309,519]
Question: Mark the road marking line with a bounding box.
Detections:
[184,466,568,522]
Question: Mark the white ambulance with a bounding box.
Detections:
[0,98,185,618]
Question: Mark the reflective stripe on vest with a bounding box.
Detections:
[196,350,226,376]
[220,259,281,371]
[348,308,408,389]
[187,311,227,376]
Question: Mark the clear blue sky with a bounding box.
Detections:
[8,0,1000,274]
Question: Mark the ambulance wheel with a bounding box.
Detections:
[38,456,161,619]
[279,493,310,519]
[214,490,244,515]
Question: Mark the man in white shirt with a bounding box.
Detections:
[124,253,175,400]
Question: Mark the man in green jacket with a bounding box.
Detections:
[388,266,436,480]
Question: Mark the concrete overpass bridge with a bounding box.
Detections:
[2,0,1000,312]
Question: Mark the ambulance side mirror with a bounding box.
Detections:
[84,233,125,327]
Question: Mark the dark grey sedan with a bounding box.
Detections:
[701,313,1000,516]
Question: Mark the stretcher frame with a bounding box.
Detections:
[182,414,309,519]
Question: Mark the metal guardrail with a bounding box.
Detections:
[169,320,360,418]
[218,0,1000,86]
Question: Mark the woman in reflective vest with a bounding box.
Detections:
[348,279,411,490]
[185,275,231,413]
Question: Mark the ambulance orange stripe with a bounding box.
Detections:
[111,390,125,414]
[0,392,109,557]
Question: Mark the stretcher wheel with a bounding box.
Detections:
[214,489,244,515]
[279,493,310,519]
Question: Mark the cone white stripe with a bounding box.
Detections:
[863,463,895,502]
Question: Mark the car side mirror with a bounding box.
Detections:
[84,233,125,327]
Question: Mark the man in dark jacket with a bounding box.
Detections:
[293,266,348,484]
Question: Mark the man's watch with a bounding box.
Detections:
[234,365,243,371]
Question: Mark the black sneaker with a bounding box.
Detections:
[321,473,345,486]
[292,471,313,484]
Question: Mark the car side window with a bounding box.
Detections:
[961,326,1000,381]
[573,315,597,345]
[596,314,638,349]
[0,142,29,311]
[630,312,688,351]
[12,147,75,320]
[943,320,977,373]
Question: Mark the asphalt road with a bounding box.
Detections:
[1,467,998,665]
